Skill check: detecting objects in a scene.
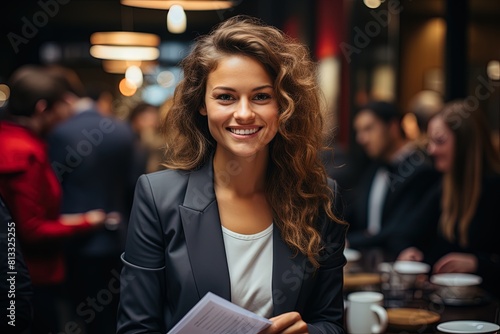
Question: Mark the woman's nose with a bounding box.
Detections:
[233,99,255,122]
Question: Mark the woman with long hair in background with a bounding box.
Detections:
[399,99,500,298]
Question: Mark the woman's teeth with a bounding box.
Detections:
[230,128,259,135]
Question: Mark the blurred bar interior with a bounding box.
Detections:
[1,0,499,149]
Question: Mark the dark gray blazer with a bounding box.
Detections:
[116,158,347,334]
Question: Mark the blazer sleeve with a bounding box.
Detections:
[117,175,166,334]
[306,180,348,334]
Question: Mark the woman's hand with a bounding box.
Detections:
[397,247,424,261]
[259,312,309,334]
[433,252,478,273]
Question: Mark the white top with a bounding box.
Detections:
[221,223,274,318]
[367,167,389,235]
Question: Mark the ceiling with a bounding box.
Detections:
[3,0,251,38]
[1,0,499,80]
[403,0,500,19]
[1,0,262,79]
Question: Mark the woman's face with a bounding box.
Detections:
[201,54,279,160]
[427,116,455,173]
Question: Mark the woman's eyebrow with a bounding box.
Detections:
[212,85,273,92]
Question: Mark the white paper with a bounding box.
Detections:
[167,292,272,334]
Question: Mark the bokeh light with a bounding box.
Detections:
[125,65,144,88]
[119,78,137,96]
[487,60,500,81]
[0,84,10,108]
[364,0,382,9]
[157,70,175,88]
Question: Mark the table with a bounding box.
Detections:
[383,296,500,333]
[344,249,500,333]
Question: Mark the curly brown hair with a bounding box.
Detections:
[161,15,344,266]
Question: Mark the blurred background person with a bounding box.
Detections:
[86,82,115,118]
[401,90,444,148]
[398,100,500,298]
[1,195,33,334]
[345,101,441,259]
[46,66,136,334]
[128,102,164,176]
[0,65,106,333]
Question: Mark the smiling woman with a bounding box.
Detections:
[200,54,279,160]
[117,15,348,334]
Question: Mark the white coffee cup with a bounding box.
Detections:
[346,291,388,334]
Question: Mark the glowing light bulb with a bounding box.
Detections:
[364,0,382,9]
[167,4,186,34]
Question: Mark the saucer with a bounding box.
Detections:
[437,320,500,333]
[430,273,482,286]
[393,261,431,275]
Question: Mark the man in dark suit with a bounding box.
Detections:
[47,67,136,334]
[345,101,441,259]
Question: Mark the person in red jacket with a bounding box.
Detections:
[0,65,106,333]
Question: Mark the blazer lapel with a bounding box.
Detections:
[179,158,231,301]
[272,227,306,316]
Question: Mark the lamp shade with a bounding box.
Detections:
[90,31,160,61]
[121,0,234,10]
[90,45,160,61]
[101,60,157,74]
[90,31,160,47]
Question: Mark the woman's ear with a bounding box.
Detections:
[199,106,207,116]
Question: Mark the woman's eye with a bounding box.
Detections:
[254,93,271,101]
[216,94,234,101]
